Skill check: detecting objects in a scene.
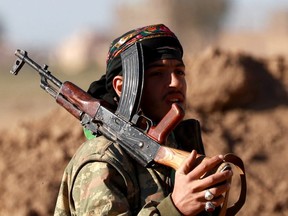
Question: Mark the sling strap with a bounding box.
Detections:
[219,153,246,216]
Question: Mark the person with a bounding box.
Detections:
[54,24,233,216]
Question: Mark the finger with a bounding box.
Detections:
[177,150,197,175]
[200,169,233,190]
[202,183,231,201]
[203,195,225,211]
[188,155,224,179]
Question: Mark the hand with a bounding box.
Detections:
[171,150,233,216]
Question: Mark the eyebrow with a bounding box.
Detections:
[146,61,185,69]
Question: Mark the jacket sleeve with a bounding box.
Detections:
[135,194,181,216]
[72,161,182,216]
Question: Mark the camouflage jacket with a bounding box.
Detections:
[54,136,179,215]
[54,119,216,216]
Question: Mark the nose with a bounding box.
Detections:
[169,72,183,89]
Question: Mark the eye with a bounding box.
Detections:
[175,69,185,76]
[148,70,164,77]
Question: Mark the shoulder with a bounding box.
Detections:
[69,136,132,173]
[65,136,137,185]
[67,136,140,211]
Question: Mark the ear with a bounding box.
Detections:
[113,75,123,97]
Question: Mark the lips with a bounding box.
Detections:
[165,92,185,104]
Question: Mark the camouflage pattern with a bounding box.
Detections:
[54,135,181,216]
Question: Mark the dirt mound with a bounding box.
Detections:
[1,48,288,215]
[0,110,85,215]
[185,48,288,215]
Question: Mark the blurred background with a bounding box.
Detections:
[1,0,288,127]
[1,1,288,215]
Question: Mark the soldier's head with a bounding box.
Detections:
[88,24,186,122]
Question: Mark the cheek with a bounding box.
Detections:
[143,78,162,95]
[183,80,187,94]
[144,82,164,104]
[142,86,159,105]
[141,84,162,113]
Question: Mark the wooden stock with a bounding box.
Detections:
[154,146,207,170]
[154,146,190,170]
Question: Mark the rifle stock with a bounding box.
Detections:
[155,146,190,170]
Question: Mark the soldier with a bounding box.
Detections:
[54,24,232,216]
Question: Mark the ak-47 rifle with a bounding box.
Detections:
[10,43,246,216]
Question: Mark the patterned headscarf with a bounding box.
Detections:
[88,24,183,107]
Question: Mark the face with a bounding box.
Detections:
[140,59,187,122]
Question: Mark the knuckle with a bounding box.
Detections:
[204,176,215,187]
[200,163,208,171]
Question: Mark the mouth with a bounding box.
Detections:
[165,92,185,104]
[168,98,182,103]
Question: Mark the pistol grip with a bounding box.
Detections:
[148,103,185,144]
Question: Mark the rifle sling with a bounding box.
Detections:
[219,153,246,216]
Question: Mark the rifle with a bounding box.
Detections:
[10,44,246,215]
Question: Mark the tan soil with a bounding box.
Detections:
[1,47,288,215]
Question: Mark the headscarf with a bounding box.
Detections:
[87,24,183,107]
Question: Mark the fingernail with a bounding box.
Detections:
[227,170,233,176]
[218,155,224,160]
